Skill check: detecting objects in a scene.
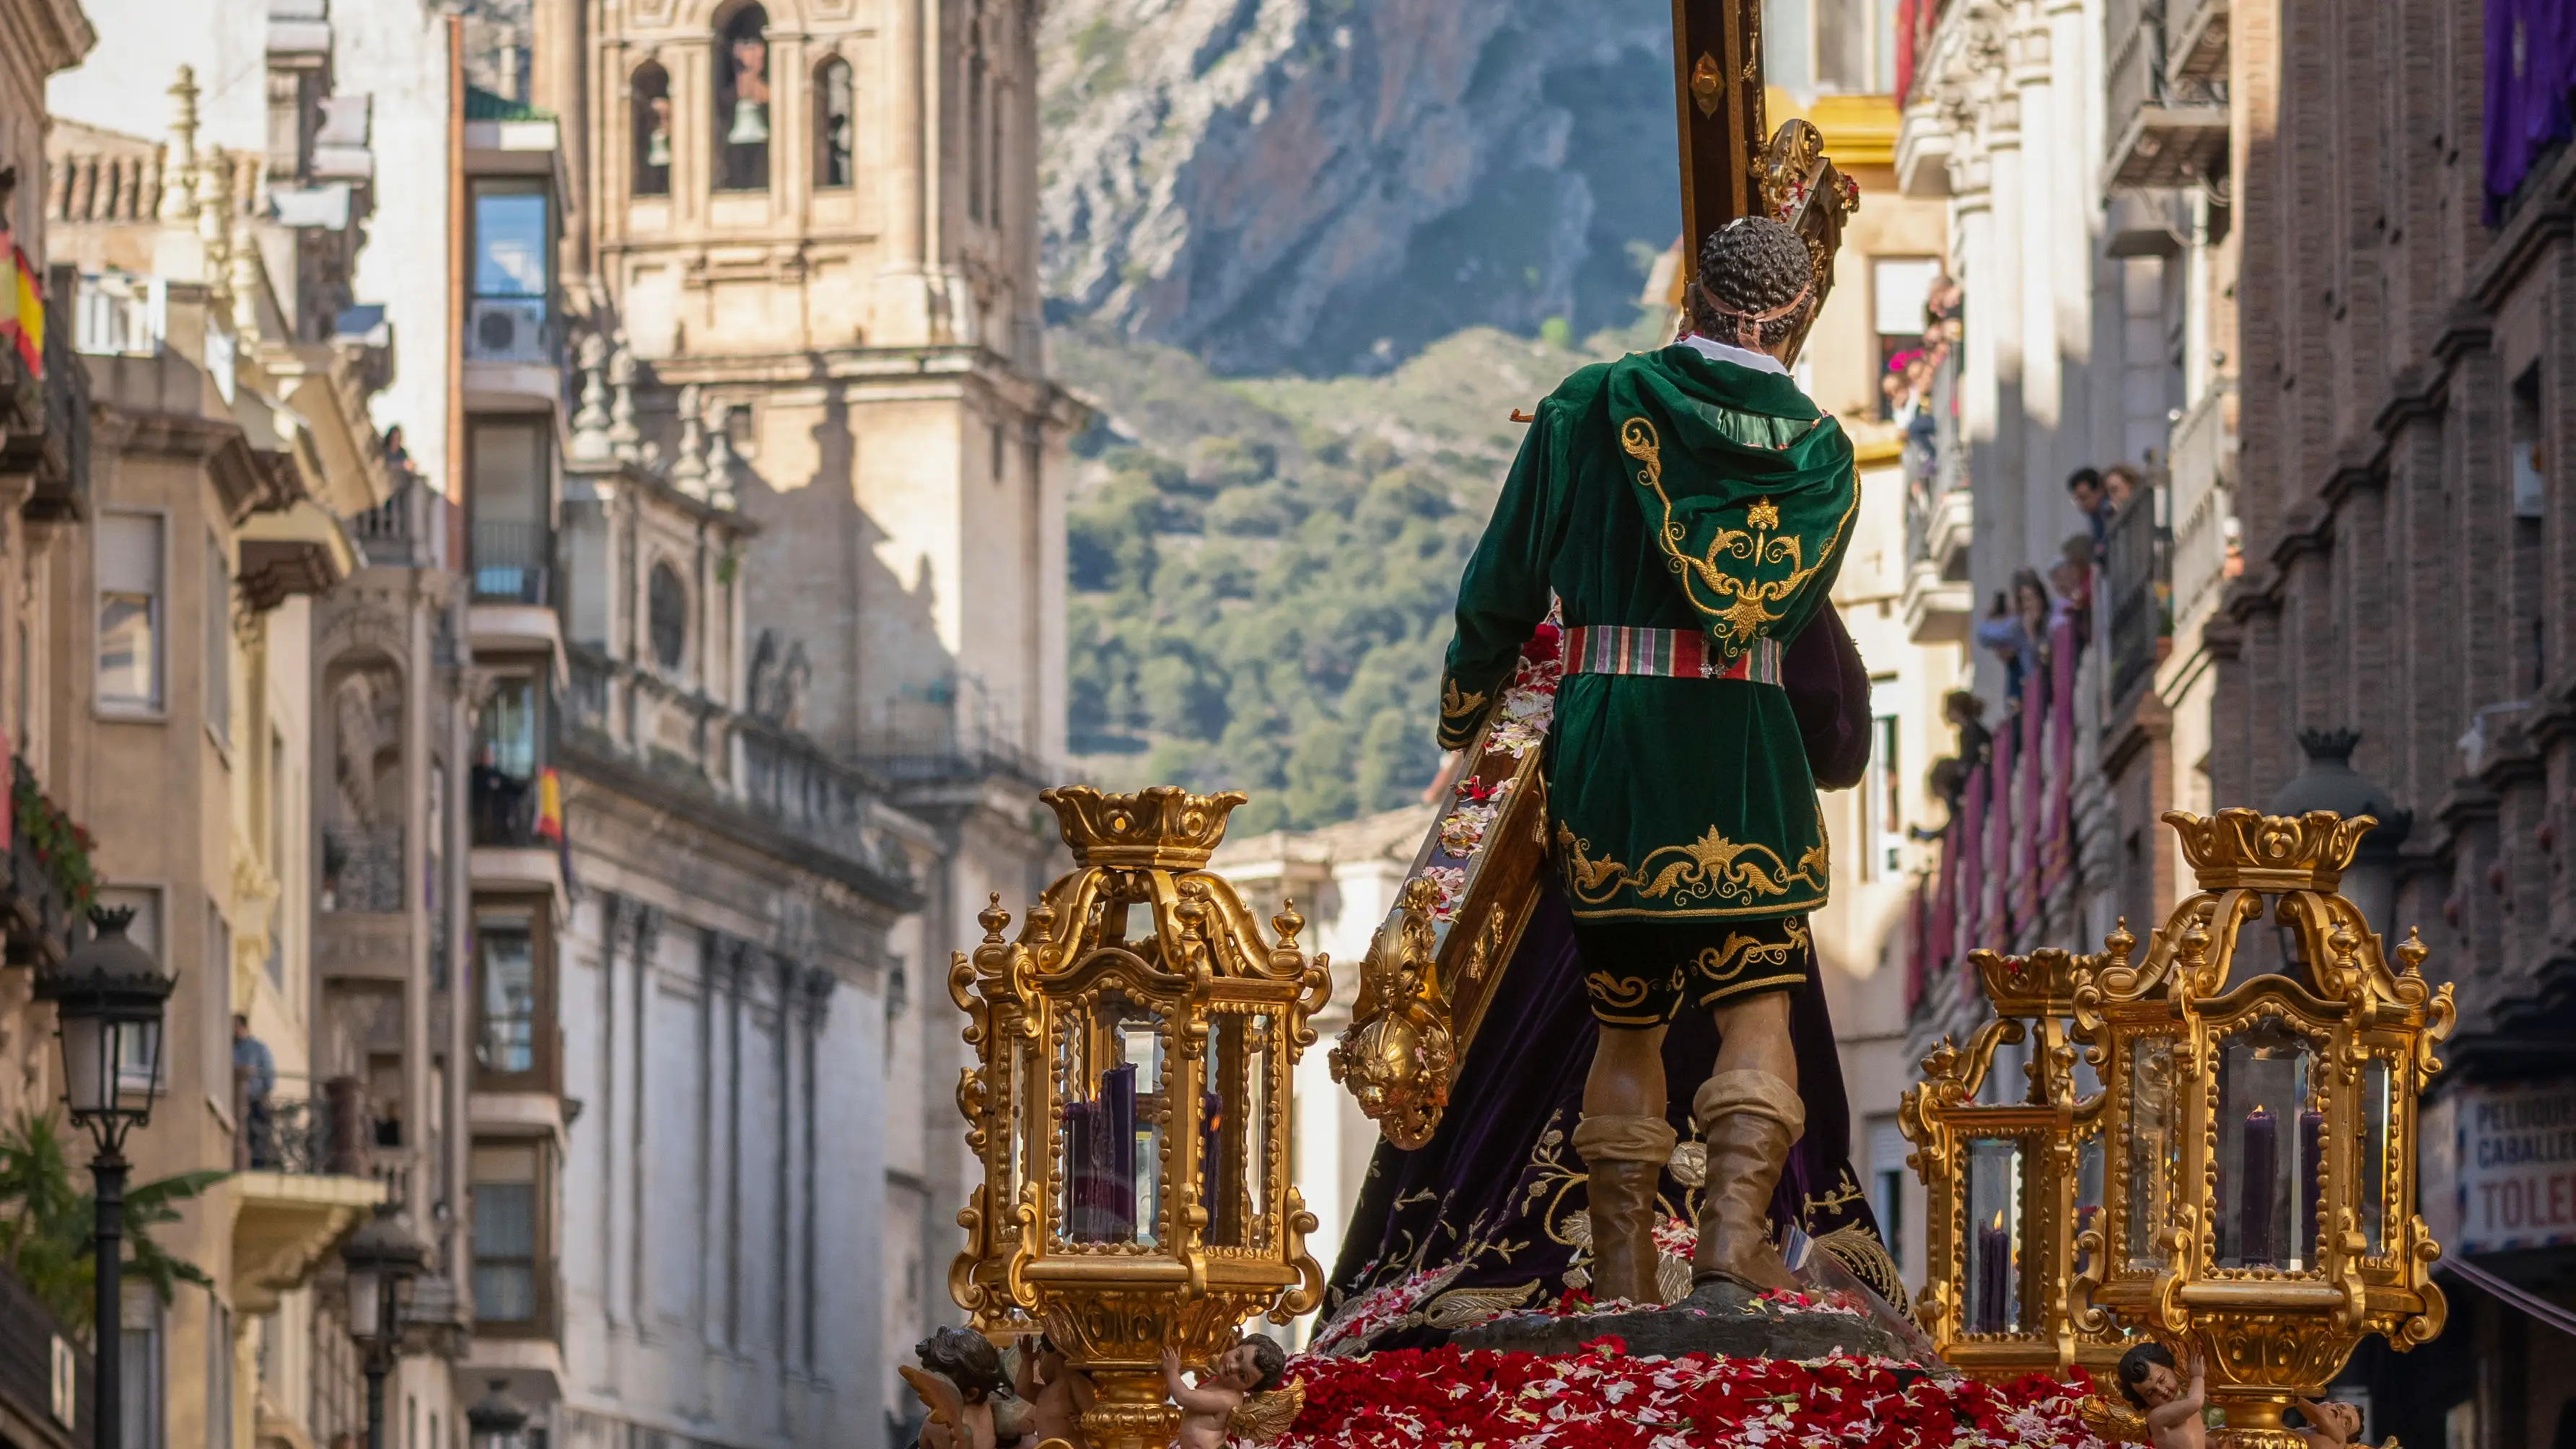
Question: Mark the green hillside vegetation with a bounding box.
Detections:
[1054,316,1662,836]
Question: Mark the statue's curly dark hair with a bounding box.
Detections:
[2114,1341,2178,1409]
[1693,216,1818,350]
[916,1326,1009,1403]
[1243,1334,1289,1393]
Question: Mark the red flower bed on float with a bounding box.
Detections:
[1276,1338,2106,1448]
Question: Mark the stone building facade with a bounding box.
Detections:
[2208,0,2576,1440]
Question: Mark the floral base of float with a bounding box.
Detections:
[1269,1338,2116,1449]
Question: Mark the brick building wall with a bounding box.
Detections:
[2217,0,2576,1442]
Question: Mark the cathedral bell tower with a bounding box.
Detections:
[544,0,1076,776]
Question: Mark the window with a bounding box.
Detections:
[206,533,231,742]
[815,58,854,188]
[966,35,989,222]
[96,513,163,710]
[206,904,231,1098]
[119,1283,163,1449]
[95,888,165,1098]
[1815,0,1898,94]
[648,561,688,671]
[1865,677,1902,881]
[1872,257,1940,420]
[714,4,772,192]
[1867,1116,1909,1277]
[473,907,544,1080]
[470,676,542,847]
[468,418,549,603]
[470,1142,544,1325]
[204,1300,230,1449]
[631,62,673,197]
[468,185,551,362]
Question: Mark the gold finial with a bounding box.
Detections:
[2104,917,2137,964]
[1271,899,1304,948]
[2396,927,2428,978]
[1037,785,1248,870]
[159,66,199,223]
[978,892,1010,943]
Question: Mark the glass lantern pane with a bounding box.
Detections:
[115,1019,162,1106]
[59,1016,107,1116]
[1055,990,1170,1248]
[1203,1013,1276,1250]
[2075,1127,2105,1277]
[2124,1037,2178,1271]
[2360,1057,2391,1257]
[1965,1137,2023,1334]
[2217,1023,2313,1270]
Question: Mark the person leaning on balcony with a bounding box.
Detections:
[233,1015,275,1162]
[1942,689,1992,769]
[2103,463,2140,512]
[2067,467,2108,561]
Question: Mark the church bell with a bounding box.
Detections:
[728,99,768,145]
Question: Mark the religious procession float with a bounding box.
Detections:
[899,5,2458,1445]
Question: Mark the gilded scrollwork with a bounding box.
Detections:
[947,787,1329,1449]
[2055,810,2455,1440]
[1329,877,1454,1151]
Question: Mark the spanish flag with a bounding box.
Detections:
[535,766,564,844]
[0,247,41,375]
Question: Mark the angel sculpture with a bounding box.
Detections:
[1159,1339,1298,1449]
[1010,1334,1094,1449]
[899,1327,1032,1449]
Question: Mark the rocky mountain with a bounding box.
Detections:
[1038,0,1684,376]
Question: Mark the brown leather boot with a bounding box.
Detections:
[1688,1070,1805,1294]
[1572,1114,1676,1305]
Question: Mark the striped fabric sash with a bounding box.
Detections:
[1561,626,1784,683]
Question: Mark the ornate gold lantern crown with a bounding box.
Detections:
[1969,943,2100,1020]
[2165,807,2377,893]
[1041,785,1248,869]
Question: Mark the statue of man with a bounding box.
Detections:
[1435,215,1859,1305]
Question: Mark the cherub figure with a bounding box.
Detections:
[1160,1338,1287,1449]
[901,1327,1030,1449]
[1012,1334,1094,1449]
[2293,1396,2365,1449]
[2115,1342,2207,1449]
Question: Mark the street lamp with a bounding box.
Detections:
[35,906,175,1449]
[339,1206,428,1449]
[465,1380,527,1449]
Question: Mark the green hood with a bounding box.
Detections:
[1602,345,1859,661]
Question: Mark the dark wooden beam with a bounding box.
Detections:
[1670,0,1769,287]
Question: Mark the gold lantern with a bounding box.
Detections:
[1903,943,2137,1382]
[2068,810,2454,1447]
[947,787,1329,1449]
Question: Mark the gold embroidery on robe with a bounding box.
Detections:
[1441,678,1489,720]
[1617,416,1859,657]
[1694,916,1813,984]
[1557,823,1831,911]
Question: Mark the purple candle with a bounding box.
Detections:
[1100,1064,1138,1240]
[2240,1106,2278,1265]
[2297,1108,2324,1263]
[1975,1212,2012,1333]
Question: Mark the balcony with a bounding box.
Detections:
[5,758,85,973]
[2163,0,2227,87]
[321,823,405,914]
[470,521,552,605]
[2104,486,2173,707]
[562,644,920,906]
[229,1072,387,1315]
[2103,0,2229,191]
[2165,381,2238,647]
[0,321,92,524]
[470,767,543,849]
[351,478,448,570]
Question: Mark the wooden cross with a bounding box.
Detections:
[1668,0,1857,363]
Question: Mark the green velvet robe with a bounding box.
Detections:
[1438,344,1859,924]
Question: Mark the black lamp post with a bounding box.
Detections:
[465,1380,528,1449]
[35,907,175,1449]
[339,1206,428,1449]
[2270,728,2412,938]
